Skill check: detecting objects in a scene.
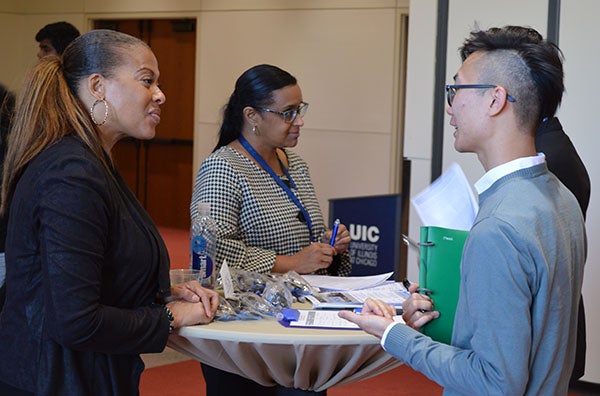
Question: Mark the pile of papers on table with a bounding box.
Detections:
[301,272,409,310]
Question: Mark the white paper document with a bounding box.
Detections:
[219,260,236,299]
[283,309,362,329]
[305,282,409,309]
[279,308,405,330]
[301,272,393,291]
[411,162,478,231]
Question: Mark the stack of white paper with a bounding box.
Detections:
[300,272,393,291]
[411,162,478,231]
[304,281,409,310]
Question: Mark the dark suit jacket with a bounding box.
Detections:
[536,117,590,217]
[535,117,590,381]
[0,136,171,395]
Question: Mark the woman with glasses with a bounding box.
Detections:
[191,64,351,396]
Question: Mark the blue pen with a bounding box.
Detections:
[329,219,340,246]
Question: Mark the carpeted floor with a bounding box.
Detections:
[139,357,443,396]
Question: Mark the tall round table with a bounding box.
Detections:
[167,309,402,392]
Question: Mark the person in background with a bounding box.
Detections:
[191,64,352,396]
[537,117,590,220]
[0,29,219,395]
[340,25,586,395]
[0,84,14,154]
[35,21,80,58]
[536,116,590,386]
[0,83,15,311]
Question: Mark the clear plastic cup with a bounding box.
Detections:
[169,269,202,285]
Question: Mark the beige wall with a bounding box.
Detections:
[0,0,409,224]
[194,7,405,209]
[558,0,600,383]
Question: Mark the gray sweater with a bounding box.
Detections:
[384,163,586,395]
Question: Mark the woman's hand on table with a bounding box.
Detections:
[338,298,396,339]
[167,283,220,327]
[401,283,439,330]
[171,280,213,303]
[323,223,351,254]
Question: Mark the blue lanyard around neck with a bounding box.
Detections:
[238,135,314,241]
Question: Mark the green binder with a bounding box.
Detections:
[419,226,469,344]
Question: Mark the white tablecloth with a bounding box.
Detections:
[167,308,402,391]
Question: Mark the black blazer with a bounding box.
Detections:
[0,136,171,395]
[535,117,590,218]
[535,116,590,382]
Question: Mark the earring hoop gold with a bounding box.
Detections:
[90,99,109,126]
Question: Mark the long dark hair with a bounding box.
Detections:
[214,64,297,151]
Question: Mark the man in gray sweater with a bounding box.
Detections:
[340,26,586,395]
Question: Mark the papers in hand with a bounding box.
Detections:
[411,162,478,231]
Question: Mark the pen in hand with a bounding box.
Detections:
[329,219,340,246]
[402,278,430,313]
[402,278,432,296]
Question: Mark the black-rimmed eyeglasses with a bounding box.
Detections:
[256,102,309,123]
[445,84,516,107]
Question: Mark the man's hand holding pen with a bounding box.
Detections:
[338,281,441,339]
[401,280,440,330]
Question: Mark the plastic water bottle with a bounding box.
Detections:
[190,202,216,288]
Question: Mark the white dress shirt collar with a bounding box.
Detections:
[474,153,546,194]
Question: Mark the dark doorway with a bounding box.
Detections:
[94,19,196,229]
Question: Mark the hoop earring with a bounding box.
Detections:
[90,99,109,126]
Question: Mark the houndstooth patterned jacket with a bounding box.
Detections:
[191,146,351,276]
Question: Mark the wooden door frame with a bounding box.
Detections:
[91,16,198,229]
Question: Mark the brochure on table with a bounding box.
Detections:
[278,308,405,329]
[300,272,409,310]
[304,281,409,310]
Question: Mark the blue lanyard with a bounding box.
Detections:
[238,135,314,241]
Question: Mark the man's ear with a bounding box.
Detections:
[489,86,510,116]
